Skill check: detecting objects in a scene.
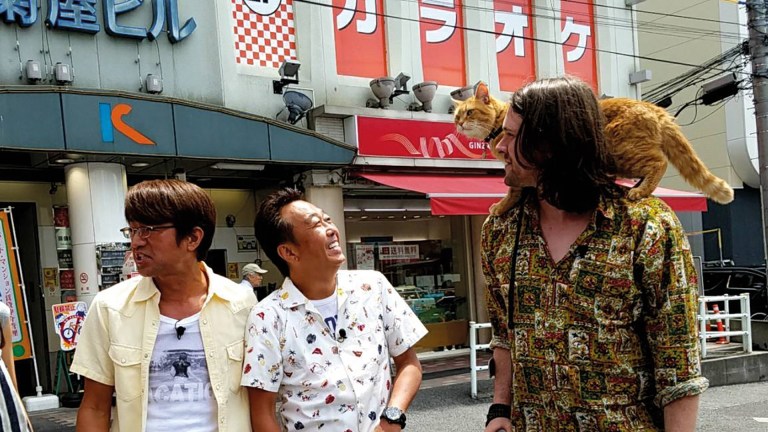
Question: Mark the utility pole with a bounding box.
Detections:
[748,0,768,273]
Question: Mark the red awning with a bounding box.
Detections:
[359,173,708,215]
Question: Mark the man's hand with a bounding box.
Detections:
[484,417,511,432]
[375,421,402,432]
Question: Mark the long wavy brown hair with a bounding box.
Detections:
[510,76,619,213]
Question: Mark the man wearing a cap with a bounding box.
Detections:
[240,263,269,301]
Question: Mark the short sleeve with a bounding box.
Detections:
[482,215,510,350]
[70,298,115,386]
[241,304,283,392]
[634,207,709,407]
[378,272,428,357]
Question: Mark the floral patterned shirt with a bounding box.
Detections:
[241,270,428,432]
[481,190,709,431]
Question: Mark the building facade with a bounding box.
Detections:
[0,0,690,394]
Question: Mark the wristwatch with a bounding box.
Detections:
[380,406,407,429]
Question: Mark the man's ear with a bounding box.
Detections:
[185,227,204,252]
[277,243,299,264]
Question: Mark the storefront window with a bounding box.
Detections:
[345,214,471,351]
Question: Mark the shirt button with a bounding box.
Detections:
[121,358,126,364]
[216,384,221,390]
[209,351,214,358]
[202,319,208,325]
[144,353,148,358]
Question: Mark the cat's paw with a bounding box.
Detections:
[489,201,503,216]
[627,188,648,201]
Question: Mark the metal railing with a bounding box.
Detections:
[469,321,492,398]
[698,294,752,358]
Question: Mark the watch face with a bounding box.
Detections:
[384,407,403,420]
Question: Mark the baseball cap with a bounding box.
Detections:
[242,263,268,275]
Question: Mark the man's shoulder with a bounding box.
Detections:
[617,194,680,226]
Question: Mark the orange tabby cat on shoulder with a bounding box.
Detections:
[454,81,734,215]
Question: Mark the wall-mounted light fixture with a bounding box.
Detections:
[282,90,313,125]
[408,81,438,112]
[273,60,301,94]
[450,85,474,101]
[367,77,396,109]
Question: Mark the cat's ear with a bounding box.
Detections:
[475,82,491,104]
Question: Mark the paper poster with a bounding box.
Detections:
[51,302,87,351]
[355,244,375,270]
[0,210,32,360]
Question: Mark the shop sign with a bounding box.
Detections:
[51,302,87,351]
[333,0,387,78]
[494,0,535,92]
[418,0,466,87]
[378,244,419,261]
[232,0,297,69]
[1,0,196,43]
[0,210,33,360]
[356,116,495,160]
[560,0,598,91]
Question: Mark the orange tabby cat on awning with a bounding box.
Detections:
[454,81,734,215]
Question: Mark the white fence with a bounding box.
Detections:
[469,321,492,399]
[698,294,752,358]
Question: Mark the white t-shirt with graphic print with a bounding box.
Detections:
[145,313,216,432]
[311,293,338,334]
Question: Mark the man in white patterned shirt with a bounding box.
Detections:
[243,188,427,432]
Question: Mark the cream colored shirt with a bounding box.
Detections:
[71,264,256,432]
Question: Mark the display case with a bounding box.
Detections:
[96,242,131,290]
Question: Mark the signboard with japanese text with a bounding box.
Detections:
[356,116,495,160]
[233,0,298,69]
[418,0,466,87]
[494,0,535,92]
[333,0,388,78]
[560,0,598,91]
[0,210,32,360]
[51,302,87,351]
[378,244,419,261]
[1,0,196,43]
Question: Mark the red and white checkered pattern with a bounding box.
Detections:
[232,0,297,69]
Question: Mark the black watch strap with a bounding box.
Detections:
[485,403,511,426]
[381,407,407,429]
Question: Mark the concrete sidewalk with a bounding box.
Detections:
[27,363,490,431]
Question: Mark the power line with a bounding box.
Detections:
[295,0,752,77]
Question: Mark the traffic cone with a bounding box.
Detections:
[712,304,728,344]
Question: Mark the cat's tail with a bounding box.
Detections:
[660,117,734,204]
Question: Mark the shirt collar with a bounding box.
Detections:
[277,272,349,310]
[131,262,238,303]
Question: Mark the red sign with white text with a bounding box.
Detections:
[333,0,388,78]
[561,0,598,91]
[419,0,466,87]
[494,0,535,92]
[356,116,496,159]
